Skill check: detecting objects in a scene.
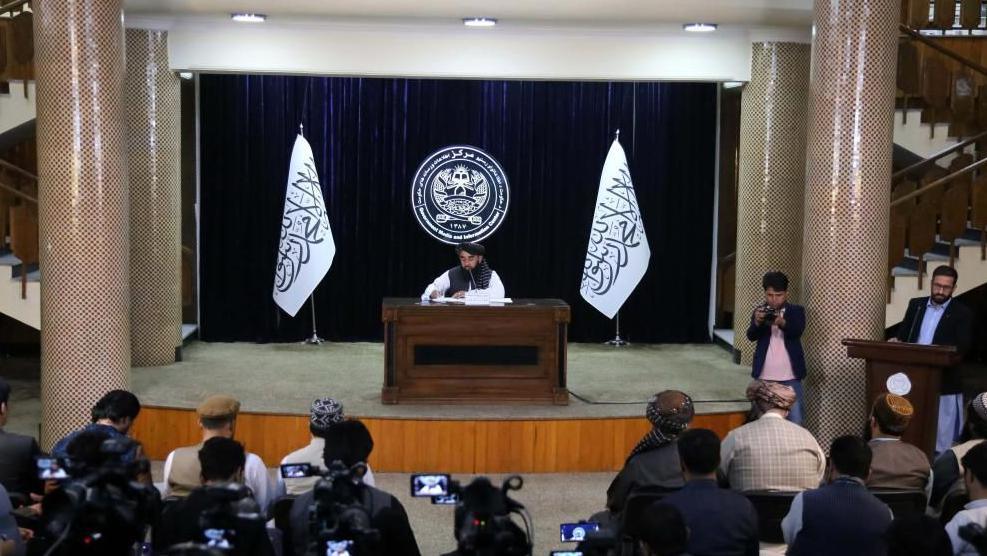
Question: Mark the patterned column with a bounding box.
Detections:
[126,29,182,366]
[732,42,811,365]
[34,0,131,448]
[800,0,900,448]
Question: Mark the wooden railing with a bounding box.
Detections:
[890,19,987,290]
[902,0,987,31]
[0,155,37,299]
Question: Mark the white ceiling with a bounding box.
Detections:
[124,0,813,27]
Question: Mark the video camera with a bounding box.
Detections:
[410,473,533,556]
[39,436,158,556]
[160,483,266,556]
[280,460,380,556]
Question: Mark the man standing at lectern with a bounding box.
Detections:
[895,265,972,455]
[421,242,505,300]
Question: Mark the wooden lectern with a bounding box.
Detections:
[843,339,961,459]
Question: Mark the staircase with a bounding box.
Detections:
[886,4,987,327]
[0,2,40,331]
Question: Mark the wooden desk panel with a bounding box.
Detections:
[382,298,570,404]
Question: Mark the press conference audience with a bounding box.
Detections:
[865,393,931,493]
[162,394,275,514]
[288,419,420,556]
[659,428,759,556]
[0,379,41,497]
[154,437,275,555]
[279,396,376,496]
[606,390,693,514]
[782,435,892,555]
[946,441,987,555]
[50,389,141,462]
[720,380,825,491]
[933,392,987,508]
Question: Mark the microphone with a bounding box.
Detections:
[468,269,476,291]
[905,302,921,343]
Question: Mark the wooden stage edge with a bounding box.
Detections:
[131,406,746,474]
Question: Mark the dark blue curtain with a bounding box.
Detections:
[198,75,717,343]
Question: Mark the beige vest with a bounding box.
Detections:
[867,439,930,490]
[167,443,204,498]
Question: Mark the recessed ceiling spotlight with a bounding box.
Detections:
[178,72,194,80]
[723,81,745,89]
[231,13,266,23]
[683,23,717,32]
[463,17,497,28]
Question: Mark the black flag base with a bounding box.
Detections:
[604,313,630,346]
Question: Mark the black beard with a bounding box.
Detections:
[932,294,951,305]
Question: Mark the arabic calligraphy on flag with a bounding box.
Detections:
[273,134,335,317]
[579,138,651,319]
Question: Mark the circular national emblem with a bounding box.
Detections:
[411,145,510,244]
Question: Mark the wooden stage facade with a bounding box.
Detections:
[131,406,746,473]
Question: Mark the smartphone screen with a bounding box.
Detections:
[324,539,354,555]
[550,552,584,556]
[280,463,313,479]
[431,493,459,505]
[203,528,235,549]
[560,522,599,542]
[36,457,68,480]
[410,473,450,497]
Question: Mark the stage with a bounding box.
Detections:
[126,341,750,473]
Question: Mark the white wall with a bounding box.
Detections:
[131,16,810,81]
[0,81,36,135]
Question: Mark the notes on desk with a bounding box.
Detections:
[432,297,513,305]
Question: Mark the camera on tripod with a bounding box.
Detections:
[410,473,533,556]
[39,436,158,556]
[281,460,380,556]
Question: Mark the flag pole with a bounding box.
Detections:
[604,128,628,347]
[304,291,324,345]
[296,121,325,346]
[605,311,629,346]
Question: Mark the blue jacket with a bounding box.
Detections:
[746,302,807,380]
[660,479,759,556]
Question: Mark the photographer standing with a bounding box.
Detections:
[746,272,807,425]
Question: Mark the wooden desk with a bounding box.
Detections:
[381,298,570,404]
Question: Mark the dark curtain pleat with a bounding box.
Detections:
[199,76,717,343]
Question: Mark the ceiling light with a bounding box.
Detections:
[723,81,745,89]
[179,72,194,80]
[683,23,717,32]
[463,17,497,28]
[231,13,266,23]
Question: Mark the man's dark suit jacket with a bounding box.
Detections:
[660,479,759,556]
[746,302,807,380]
[0,429,41,495]
[895,296,973,394]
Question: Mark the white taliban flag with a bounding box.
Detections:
[273,134,336,317]
[579,138,651,319]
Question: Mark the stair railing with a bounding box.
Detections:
[0,157,36,299]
